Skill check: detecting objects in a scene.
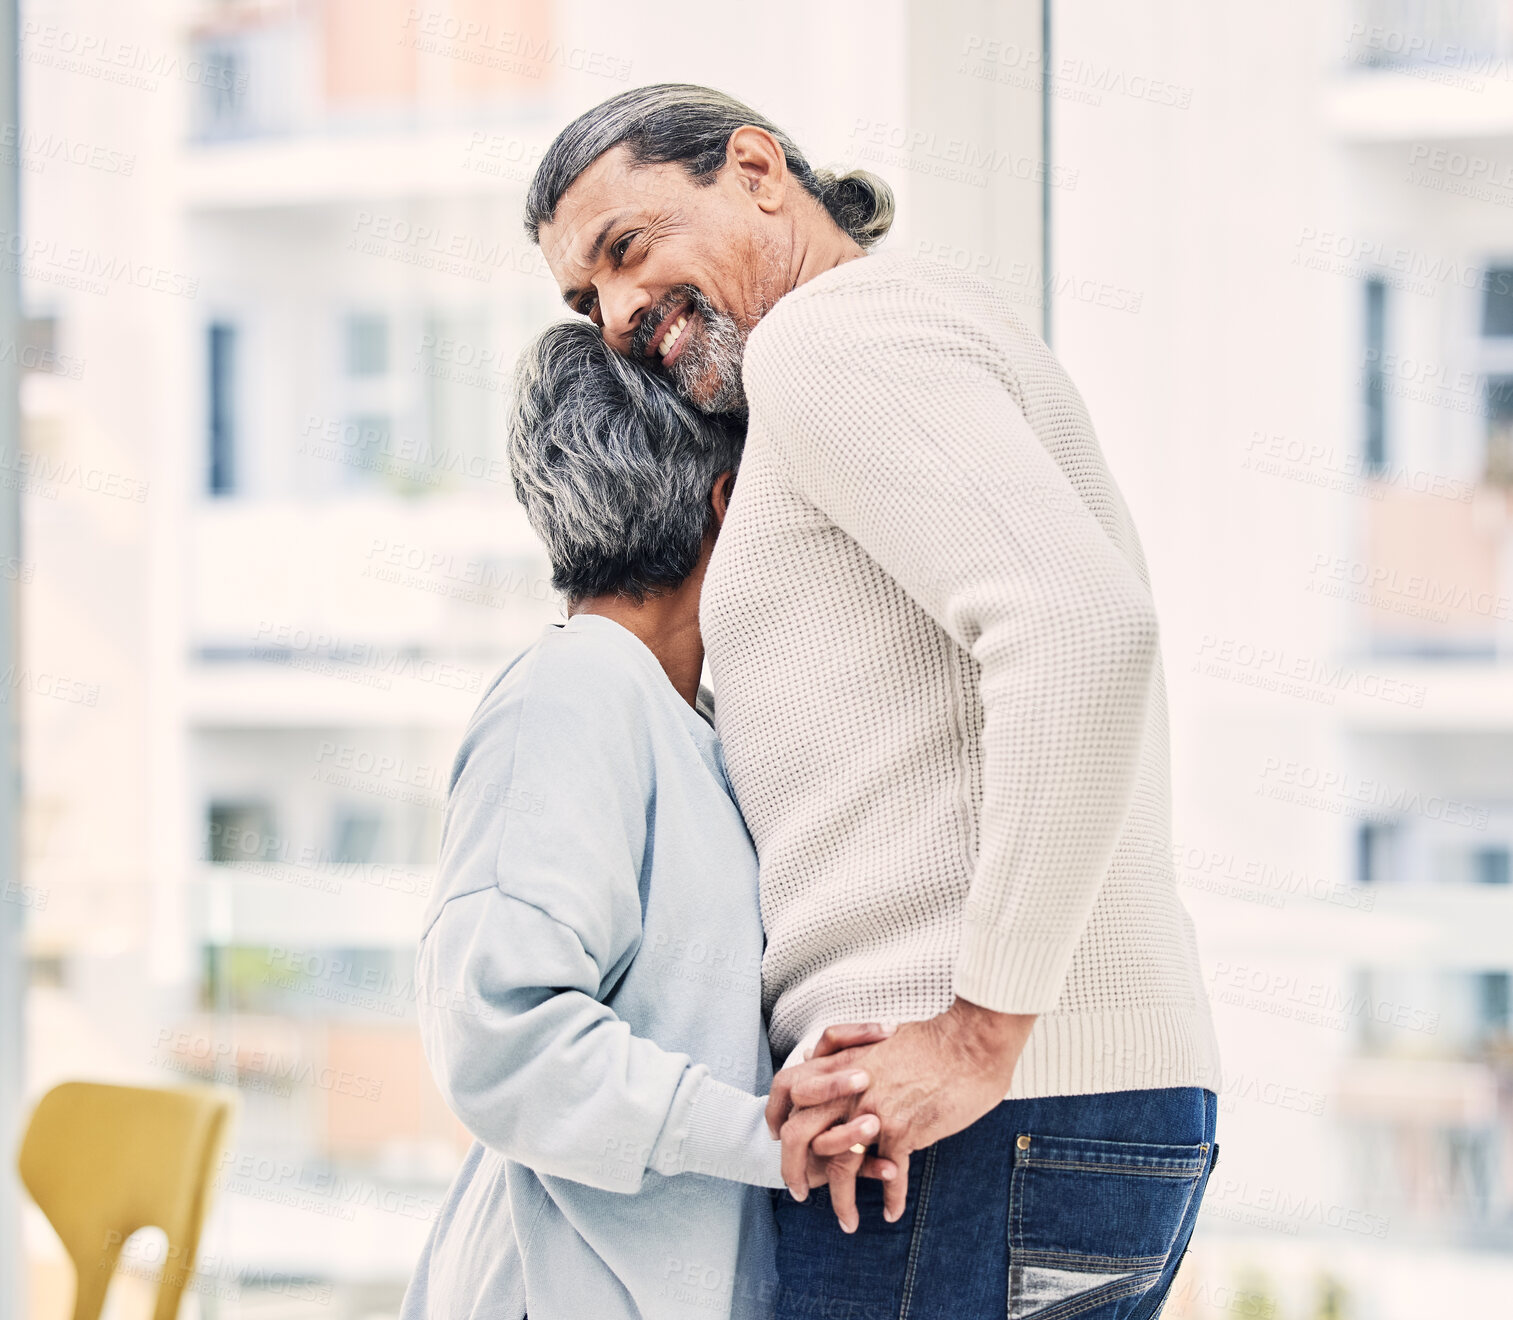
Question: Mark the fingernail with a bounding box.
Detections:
[848,1071,870,1092]
[884,1208,900,1223]
[789,1185,807,1202]
[857,1114,880,1136]
[843,1219,857,1234]
[879,1019,899,1035]
[880,1166,896,1180]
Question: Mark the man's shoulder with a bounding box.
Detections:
[748,250,1026,369]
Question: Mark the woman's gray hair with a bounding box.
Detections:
[507,320,744,603]
[524,83,894,251]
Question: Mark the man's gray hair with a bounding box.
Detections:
[524,83,894,251]
[507,319,744,602]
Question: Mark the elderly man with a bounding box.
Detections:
[527,84,1222,1320]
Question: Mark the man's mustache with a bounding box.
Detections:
[628,284,715,361]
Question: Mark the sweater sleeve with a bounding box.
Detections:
[743,278,1158,1015]
[415,664,783,1193]
[418,891,784,1191]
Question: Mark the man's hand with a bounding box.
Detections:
[775,999,1036,1226]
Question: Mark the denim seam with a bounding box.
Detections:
[1125,1141,1219,1320]
[1014,1249,1170,1271]
[897,1143,939,1320]
[1018,1159,1205,1178]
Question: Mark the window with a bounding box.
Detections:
[331,809,383,864]
[1472,847,1511,887]
[1364,277,1387,474]
[1483,268,1513,337]
[206,801,276,864]
[1485,377,1513,486]
[207,322,237,496]
[1358,819,1395,885]
[346,314,390,378]
[1477,972,1511,1038]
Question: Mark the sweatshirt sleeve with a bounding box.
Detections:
[743,278,1158,1015]
[415,660,783,1193]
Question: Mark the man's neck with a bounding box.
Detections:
[568,578,706,708]
[789,211,867,295]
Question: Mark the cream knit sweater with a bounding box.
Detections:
[701,252,1221,1099]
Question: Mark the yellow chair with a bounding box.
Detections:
[17,1081,237,1320]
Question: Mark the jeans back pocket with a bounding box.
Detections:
[1006,1132,1210,1320]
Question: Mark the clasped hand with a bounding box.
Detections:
[766,1001,1036,1233]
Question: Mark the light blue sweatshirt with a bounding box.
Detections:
[399,614,784,1320]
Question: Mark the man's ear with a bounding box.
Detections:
[710,470,736,528]
[726,126,787,214]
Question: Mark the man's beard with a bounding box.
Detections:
[630,283,753,414]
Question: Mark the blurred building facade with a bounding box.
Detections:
[12,0,1513,1318]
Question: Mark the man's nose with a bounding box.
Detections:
[598,280,652,354]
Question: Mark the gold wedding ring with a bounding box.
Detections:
[849,1143,867,1154]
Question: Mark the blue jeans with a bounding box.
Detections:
[771,1087,1218,1320]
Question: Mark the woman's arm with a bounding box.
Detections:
[416,650,881,1194]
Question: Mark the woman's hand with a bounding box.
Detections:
[764,1020,898,1137]
[765,1021,901,1231]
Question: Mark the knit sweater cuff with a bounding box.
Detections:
[649,1068,786,1189]
[953,921,1078,1015]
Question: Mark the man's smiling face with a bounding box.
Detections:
[539,145,788,412]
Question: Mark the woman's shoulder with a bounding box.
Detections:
[453,622,658,786]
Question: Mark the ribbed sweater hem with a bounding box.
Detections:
[1007,1004,1223,1099]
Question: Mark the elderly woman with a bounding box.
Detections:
[398,321,892,1320]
